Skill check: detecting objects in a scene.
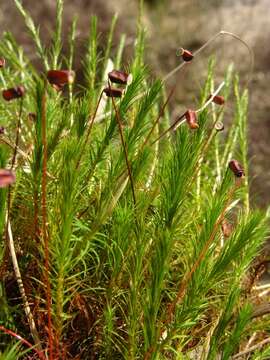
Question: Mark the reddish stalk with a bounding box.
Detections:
[109,80,136,207]
[95,31,253,124]
[75,90,104,169]
[0,325,46,360]
[0,137,28,159]
[41,87,54,359]
[163,31,254,86]
[151,112,186,145]
[166,181,240,322]
[141,86,175,150]
[144,181,240,360]
[151,82,225,145]
[108,87,175,191]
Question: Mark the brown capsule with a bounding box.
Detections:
[185,109,199,129]
[0,58,5,68]
[0,126,5,135]
[2,85,25,101]
[103,87,123,98]
[0,169,15,188]
[179,48,194,62]
[108,70,129,85]
[47,70,75,87]
[208,94,225,105]
[229,159,245,178]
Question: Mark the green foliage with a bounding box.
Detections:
[0,343,22,359]
[0,2,269,359]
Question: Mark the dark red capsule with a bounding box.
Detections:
[185,109,199,129]
[0,58,5,68]
[180,48,194,62]
[103,87,123,98]
[108,70,129,85]
[0,126,5,135]
[2,85,25,101]
[47,70,75,87]
[208,94,225,105]
[0,169,15,188]
[229,160,245,178]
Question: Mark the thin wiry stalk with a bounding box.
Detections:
[1,3,268,358]
[63,29,252,124]
[163,31,254,86]
[166,180,241,322]
[144,180,242,360]
[75,90,104,169]
[141,86,175,149]
[0,325,45,360]
[0,137,28,160]
[109,82,136,207]
[151,82,225,144]
[41,85,53,360]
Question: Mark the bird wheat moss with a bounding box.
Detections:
[0,1,269,359]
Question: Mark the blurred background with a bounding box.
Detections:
[0,0,269,207]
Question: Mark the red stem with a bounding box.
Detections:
[76,90,104,169]
[109,80,136,207]
[166,182,239,321]
[151,112,186,145]
[142,86,175,149]
[0,325,46,360]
